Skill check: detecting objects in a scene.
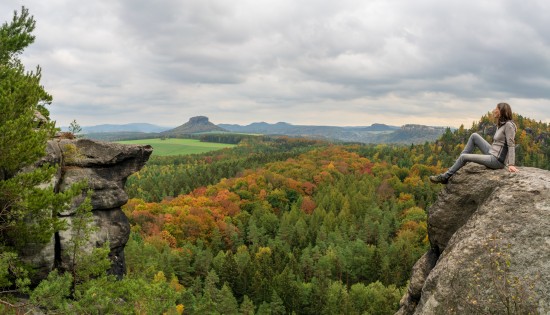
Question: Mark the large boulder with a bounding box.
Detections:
[20,138,152,281]
[397,164,550,314]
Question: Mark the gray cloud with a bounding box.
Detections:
[1,0,549,127]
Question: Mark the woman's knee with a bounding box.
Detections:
[470,133,482,141]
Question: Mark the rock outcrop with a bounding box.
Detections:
[21,138,152,281]
[397,164,550,314]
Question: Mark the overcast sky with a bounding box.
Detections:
[3,0,550,127]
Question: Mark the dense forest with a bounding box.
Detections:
[2,7,550,315]
[124,143,441,314]
[118,114,549,314]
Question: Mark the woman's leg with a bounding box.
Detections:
[431,133,502,183]
[445,153,504,177]
[461,133,492,155]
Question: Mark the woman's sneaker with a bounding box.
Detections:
[429,174,449,184]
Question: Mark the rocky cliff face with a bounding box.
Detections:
[20,138,152,281]
[397,164,550,314]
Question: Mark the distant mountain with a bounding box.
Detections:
[373,125,448,144]
[161,116,227,135]
[362,123,400,132]
[219,122,399,134]
[61,123,170,134]
[74,118,448,144]
[219,121,445,144]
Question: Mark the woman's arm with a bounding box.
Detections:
[505,122,518,172]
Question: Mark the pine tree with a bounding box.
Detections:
[239,295,255,315]
[217,283,239,315]
[0,7,84,307]
[0,6,58,235]
[270,290,285,315]
[0,6,55,180]
[256,302,271,315]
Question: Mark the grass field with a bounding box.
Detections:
[117,138,235,156]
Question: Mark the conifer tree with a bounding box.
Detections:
[0,6,55,180]
[217,283,239,315]
[270,290,285,315]
[239,295,255,315]
[0,6,63,242]
[0,7,96,310]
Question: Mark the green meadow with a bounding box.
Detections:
[117,138,235,156]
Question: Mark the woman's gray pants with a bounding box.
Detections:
[445,133,504,177]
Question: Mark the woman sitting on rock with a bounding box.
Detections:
[430,103,518,184]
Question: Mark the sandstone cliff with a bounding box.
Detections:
[20,138,152,281]
[397,164,550,314]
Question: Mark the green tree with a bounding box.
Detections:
[363,281,402,315]
[239,295,255,315]
[64,191,111,292]
[323,281,351,315]
[217,283,239,315]
[270,290,285,315]
[68,119,82,137]
[0,7,84,308]
[256,302,272,315]
[0,6,55,180]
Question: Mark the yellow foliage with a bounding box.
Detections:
[176,304,185,314]
[255,246,272,258]
[398,193,414,203]
[153,271,167,283]
[170,275,184,292]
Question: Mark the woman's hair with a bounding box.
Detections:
[496,102,513,125]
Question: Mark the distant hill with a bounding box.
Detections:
[61,123,170,134]
[373,125,448,144]
[219,122,399,134]
[75,118,448,144]
[161,116,227,136]
[219,121,444,144]
[360,123,400,132]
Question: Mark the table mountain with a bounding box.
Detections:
[161,116,227,135]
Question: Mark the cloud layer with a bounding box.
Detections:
[2,0,550,127]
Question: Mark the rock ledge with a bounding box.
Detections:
[397,164,550,314]
[21,138,152,281]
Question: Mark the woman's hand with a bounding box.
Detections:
[508,165,518,173]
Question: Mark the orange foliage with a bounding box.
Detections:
[301,181,316,195]
[160,230,177,248]
[300,196,316,214]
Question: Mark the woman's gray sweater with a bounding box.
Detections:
[489,121,517,166]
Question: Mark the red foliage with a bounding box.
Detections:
[301,181,316,195]
[300,196,317,214]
